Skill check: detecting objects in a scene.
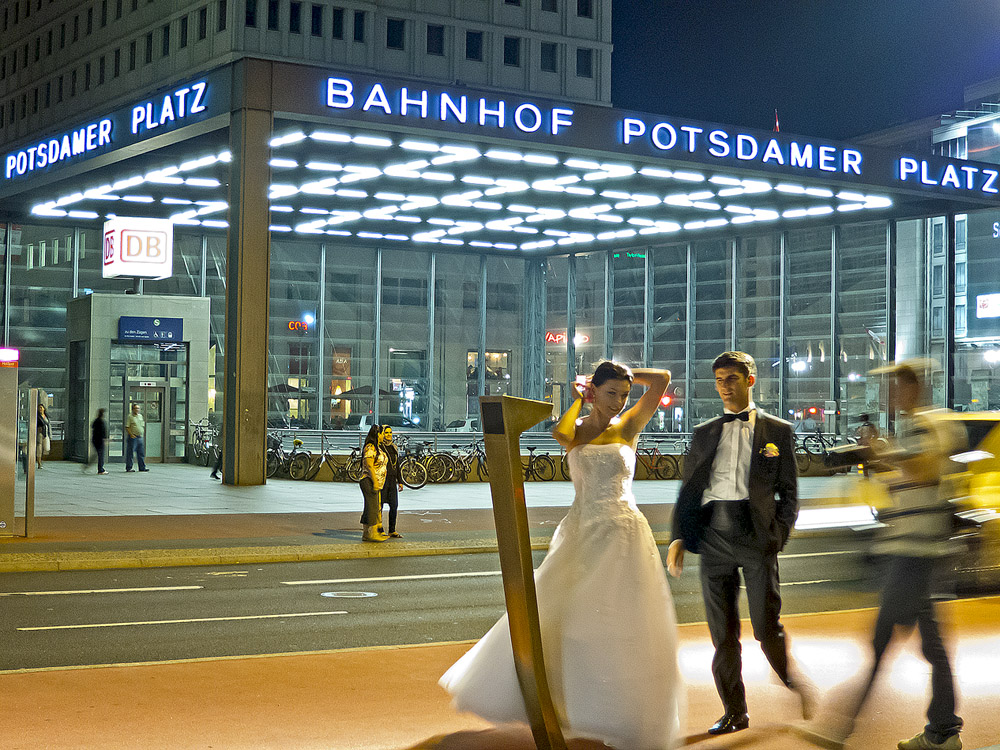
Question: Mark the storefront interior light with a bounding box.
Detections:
[269,158,299,168]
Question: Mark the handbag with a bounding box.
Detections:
[42,436,51,455]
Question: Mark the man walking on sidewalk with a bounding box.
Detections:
[125,403,148,473]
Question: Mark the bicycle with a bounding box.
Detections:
[522,445,555,481]
[190,418,219,467]
[290,443,364,482]
[637,439,680,479]
[448,439,489,482]
[800,428,838,457]
[395,436,428,489]
[265,433,310,478]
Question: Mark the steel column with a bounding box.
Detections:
[373,247,382,424]
[477,254,487,399]
[316,243,327,430]
[566,254,577,408]
[684,242,693,432]
[778,231,787,417]
[604,250,613,360]
[427,251,436,426]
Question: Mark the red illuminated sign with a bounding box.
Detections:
[545,331,590,345]
[288,321,309,332]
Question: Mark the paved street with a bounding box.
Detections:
[0,535,871,671]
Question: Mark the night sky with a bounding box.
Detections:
[611,0,1000,140]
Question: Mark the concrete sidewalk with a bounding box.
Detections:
[0,462,873,572]
[2,596,998,750]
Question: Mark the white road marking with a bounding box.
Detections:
[0,586,204,597]
[281,551,853,587]
[282,571,503,586]
[779,551,856,559]
[18,611,347,631]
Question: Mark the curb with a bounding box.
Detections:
[0,527,856,573]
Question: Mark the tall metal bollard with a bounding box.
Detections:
[0,348,19,537]
[478,395,566,750]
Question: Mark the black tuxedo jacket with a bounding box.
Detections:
[672,409,798,555]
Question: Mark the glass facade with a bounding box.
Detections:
[1,211,963,441]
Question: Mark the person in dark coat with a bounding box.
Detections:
[89,408,109,475]
[377,426,403,538]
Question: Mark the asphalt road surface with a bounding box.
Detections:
[0,536,879,672]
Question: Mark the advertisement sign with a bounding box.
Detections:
[965,210,1000,338]
[103,217,174,279]
[118,316,184,342]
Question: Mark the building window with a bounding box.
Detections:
[465,30,483,60]
[161,23,170,55]
[956,261,967,294]
[31,87,37,114]
[386,18,404,50]
[956,216,967,252]
[956,304,967,333]
[46,28,52,55]
[218,0,227,31]
[60,23,65,48]
[129,39,136,69]
[132,0,138,11]
[86,6,93,35]
[113,48,120,76]
[144,31,153,63]
[577,0,592,17]
[116,0,122,20]
[98,55,105,84]
[426,24,444,55]
[932,264,944,298]
[245,0,257,27]
[44,81,50,108]
[932,221,944,255]
[198,6,207,38]
[931,306,944,338]
[540,41,557,72]
[331,7,343,38]
[503,36,520,66]
[542,0,557,10]
[1,57,5,80]
[576,47,593,77]
[56,75,63,102]
[84,61,91,90]
[267,0,278,30]
[289,1,301,33]
[352,10,365,41]
[10,53,15,74]
[101,0,108,26]
[504,0,520,4]
[34,37,40,62]
[73,15,79,42]
[180,15,189,47]
[310,4,322,36]
[382,277,428,307]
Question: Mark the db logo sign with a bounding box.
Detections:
[102,218,174,279]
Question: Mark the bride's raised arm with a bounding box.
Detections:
[619,368,671,442]
[551,379,587,449]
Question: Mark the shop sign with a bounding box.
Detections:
[103,217,174,279]
[288,321,309,332]
[118,316,183,341]
[545,331,590,345]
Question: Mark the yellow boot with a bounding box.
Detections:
[362,524,388,542]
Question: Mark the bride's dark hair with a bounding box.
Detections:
[591,360,634,387]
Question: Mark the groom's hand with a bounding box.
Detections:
[667,539,685,577]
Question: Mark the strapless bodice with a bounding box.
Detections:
[566,442,637,517]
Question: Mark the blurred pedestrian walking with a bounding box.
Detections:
[36,403,50,469]
[88,408,109,475]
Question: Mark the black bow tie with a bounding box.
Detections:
[720,411,751,423]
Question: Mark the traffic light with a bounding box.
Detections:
[660,394,672,408]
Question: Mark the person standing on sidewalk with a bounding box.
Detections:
[813,360,966,750]
[359,425,388,542]
[377,426,403,538]
[125,403,148,472]
[90,408,109,475]
[35,403,50,469]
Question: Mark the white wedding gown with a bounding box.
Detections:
[440,442,683,750]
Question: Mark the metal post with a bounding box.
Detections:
[373,247,382,424]
[72,226,80,299]
[427,252,436,426]
[946,212,957,408]
[830,226,840,433]
[2,222,10,345]
[730,238,738,351]
[0,356,17,537]
[779,231,787,419]
[885,220,897,433]
[316,243,327,430]
[200,234,208,298]
[683,242,693,432]
[644,245,653,366]
[604,250,613,361]
[566,254,577,407]
[478,254,487,400]
[479,395,568,750]
[25,388,37,537]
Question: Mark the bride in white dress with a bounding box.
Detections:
[440,361,683,750]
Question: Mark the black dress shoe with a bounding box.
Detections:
[708,713,749,735]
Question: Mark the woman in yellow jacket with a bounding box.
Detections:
[359,425,389,542]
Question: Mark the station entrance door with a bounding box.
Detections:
[123,382,167,462]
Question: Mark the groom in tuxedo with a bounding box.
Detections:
[667,351,813,735]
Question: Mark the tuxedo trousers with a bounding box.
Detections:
[699,522,790,715]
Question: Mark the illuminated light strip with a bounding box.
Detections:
[305,161,343,171]
[270,205,293,212]
[352,135,393,147]
[672,171,704,182]
[565,158,601,170]
[639,166,673,179]
[523,154,559,165]
[399,140,439,152]
[309,130,351,143]
[270,225,292,232]
[485,149,523,161]
[270,132,307,147]
[269,158,298,168]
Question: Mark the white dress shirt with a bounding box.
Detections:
[701,402,756,505]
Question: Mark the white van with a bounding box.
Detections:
[445,418,480,432]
